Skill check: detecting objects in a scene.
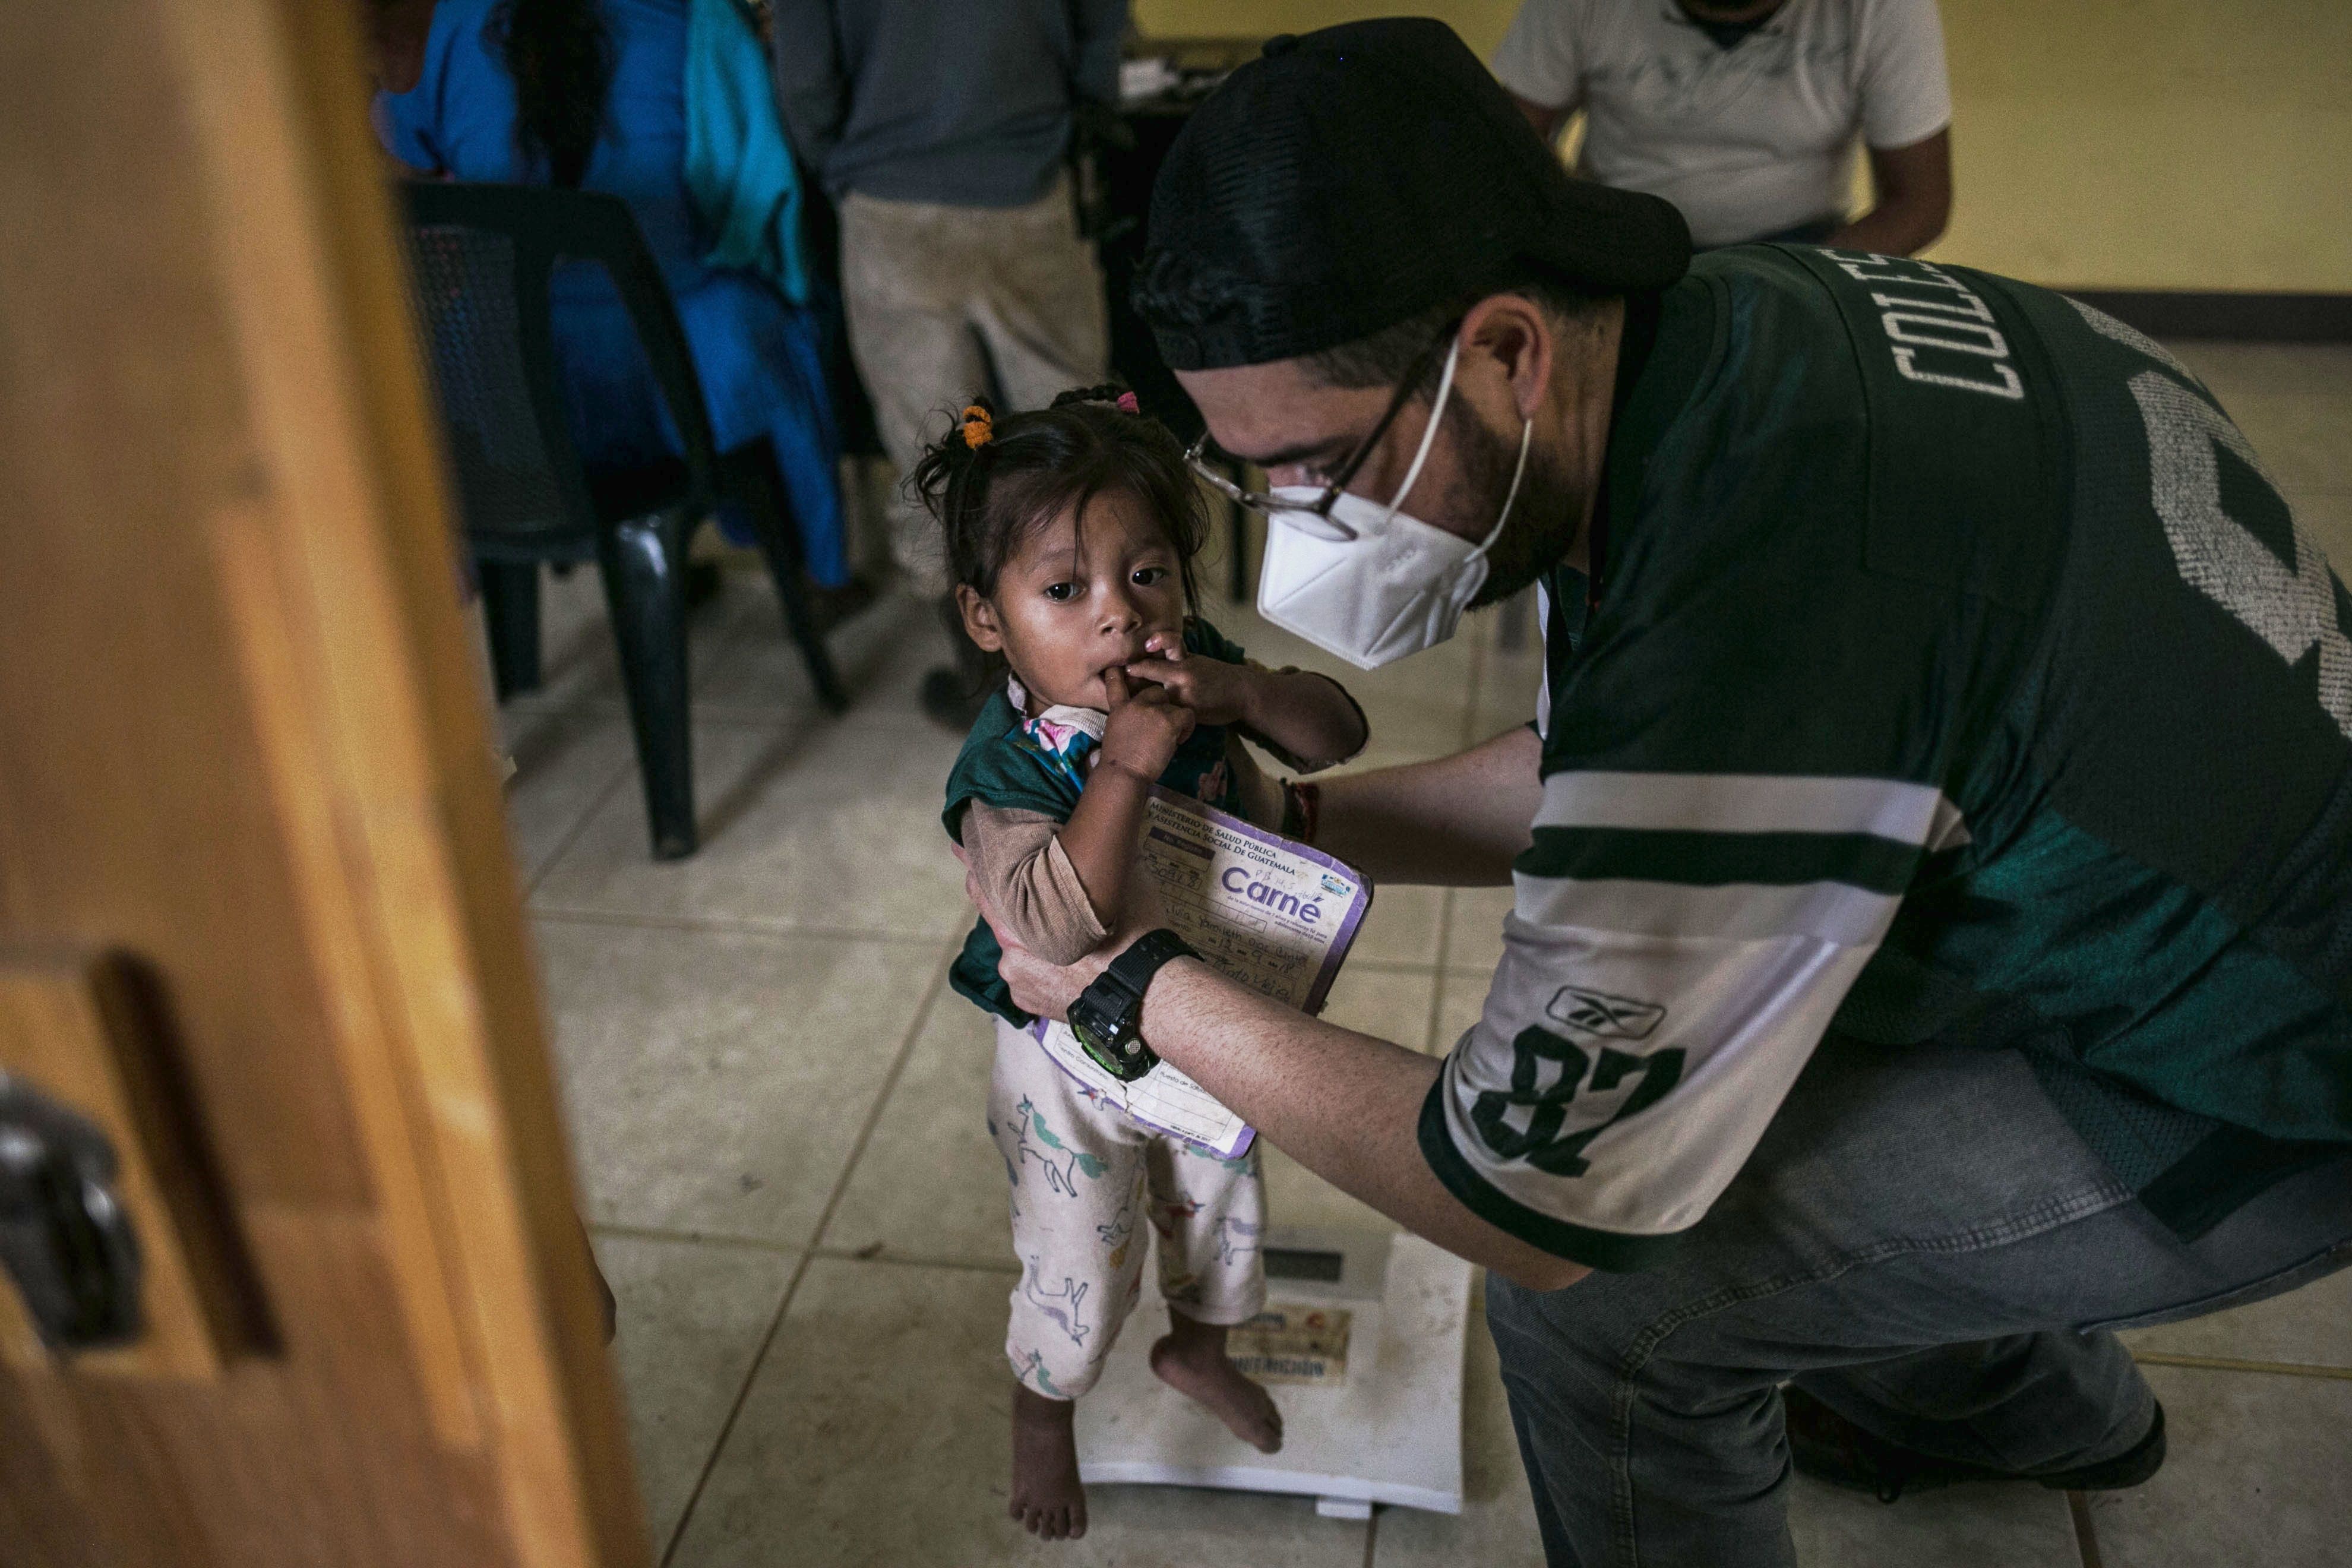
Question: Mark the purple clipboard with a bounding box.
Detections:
[1029,788,1375,1158]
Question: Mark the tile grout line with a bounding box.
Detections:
[525,903,956,947]
[792,940,960,1266]
[587,1219,1028,1278]
[1431,884,1459,973]
[589,1221,798,1256]
[1417,608,1494,1054]
[505,688,947,731]
[2066,1490,2106,1568]
[690,704,937,731]
[520,753,637,899]
[1349,956,1449,978]
[507,600,956,903]
[2128,1349,2352,1381]
[808,1247,1022,1277]
[656,940,959,1568]
[1459,605,1492,754]
[499,588,864,890]
[1361,1503,1382,1568]
[518,697,959,738]
[1425,902,1458,1052]
[687,594,763,707]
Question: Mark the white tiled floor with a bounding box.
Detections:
[501,341,2352,1567]
[597,1232,800,1547]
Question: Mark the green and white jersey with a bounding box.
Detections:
[1421,245,2352,1270]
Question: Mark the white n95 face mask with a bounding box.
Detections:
[1257,338,1533,670]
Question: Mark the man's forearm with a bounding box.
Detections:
[1509,90,1567,146]
[1832,131,1952,258]
[1826,199,1941,258]
[1243,668,1368,770]
[1138,958,1587,1291]
[1313,723,1542,885]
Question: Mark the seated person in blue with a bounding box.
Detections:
[924,388,1368,1541]
[377,0,852,588]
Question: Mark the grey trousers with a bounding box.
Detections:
[1486,1035,2352,1567]
[837,174,1109,596]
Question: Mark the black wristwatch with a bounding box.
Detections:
[1067,929,1199,1082]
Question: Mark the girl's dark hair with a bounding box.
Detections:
[909,385,1212,606]
[491,0,613,189]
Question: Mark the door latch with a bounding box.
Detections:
[0,1073,141,1351]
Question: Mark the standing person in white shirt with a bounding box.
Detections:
[1493,0,1953,254]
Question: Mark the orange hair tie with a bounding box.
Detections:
[960,404,994,448]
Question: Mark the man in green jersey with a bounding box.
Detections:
[973,20,2352,1565]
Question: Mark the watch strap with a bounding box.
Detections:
[1105,928,1199,1003]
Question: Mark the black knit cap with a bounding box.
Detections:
[1136,17,1692,372]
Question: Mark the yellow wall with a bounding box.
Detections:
[1134,0,1520,55]
[1131,0,2352,292]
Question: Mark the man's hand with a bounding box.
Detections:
[1123,633,1257,728]
[1310,724,1544,886]
[996,930,1117,1024]
[949,803,1588,1293]
[1099,666,1195,780]
[958,836,1168,1023]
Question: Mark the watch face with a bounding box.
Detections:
[1070,1008,1158,1082]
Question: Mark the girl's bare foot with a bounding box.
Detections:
[1149,1310,1284,1453]
[1009,1383,1088,1540]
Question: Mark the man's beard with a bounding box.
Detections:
[1449,401,1584,611]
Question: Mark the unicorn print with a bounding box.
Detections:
[1212,1215,1263,1267]
[1012,1095,1108,1197]
[1022,1260,1092,1349]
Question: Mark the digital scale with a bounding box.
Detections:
[1075,1226,1475,1519]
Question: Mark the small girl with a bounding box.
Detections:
[919,388,1369,1542]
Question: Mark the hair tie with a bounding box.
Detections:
[1115,391,1140,414]
[960,404,994,448]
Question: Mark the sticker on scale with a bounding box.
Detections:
[1226,1304,1354,1387]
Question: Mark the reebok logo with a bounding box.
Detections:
[1545,986,1666,1041]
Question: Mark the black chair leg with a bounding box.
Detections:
[769,556,849,715]
[729,450,849,715]
[598,510,697,860]
[479,558,543,700]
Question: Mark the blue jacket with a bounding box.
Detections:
[381,0,851,583]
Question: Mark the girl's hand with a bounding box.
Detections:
[1124,636,1257,728]
[1099,666,1195,782]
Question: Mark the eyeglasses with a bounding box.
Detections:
[1184,317,1462,542]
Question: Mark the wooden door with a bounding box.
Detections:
[0,2,645,1564]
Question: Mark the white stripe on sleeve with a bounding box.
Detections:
[1534,770,1968,848]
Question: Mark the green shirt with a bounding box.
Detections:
[943,618,1254,1025]
[1421,245,2352,1270]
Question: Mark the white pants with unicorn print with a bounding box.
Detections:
[987,1017,1267,1401]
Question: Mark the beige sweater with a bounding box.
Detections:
[960,733,1283,965]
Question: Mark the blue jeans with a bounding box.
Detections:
[1487,1036,2352,1567]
